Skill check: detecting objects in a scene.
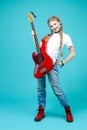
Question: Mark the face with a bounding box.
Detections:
[49,20,61,33]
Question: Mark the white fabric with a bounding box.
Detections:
[40,32,73,64]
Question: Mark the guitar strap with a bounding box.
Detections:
[42,34,52,42]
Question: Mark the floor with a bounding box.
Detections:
[0,94,87,130]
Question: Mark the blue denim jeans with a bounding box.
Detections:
[37,64,69,108]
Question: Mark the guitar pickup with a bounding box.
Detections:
[41,67,46,74]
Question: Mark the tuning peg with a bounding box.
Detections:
[31,11,36,18]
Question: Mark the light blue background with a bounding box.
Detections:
[0,0,87,130]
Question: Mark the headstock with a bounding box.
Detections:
[27,11,36,23]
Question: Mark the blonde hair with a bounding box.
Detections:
[47,16,63,57]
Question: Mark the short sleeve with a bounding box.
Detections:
[64,34,73,48]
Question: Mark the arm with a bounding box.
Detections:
[56,46,76,66]
[63,46,76,64]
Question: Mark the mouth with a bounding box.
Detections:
[53,27,60,33]
[54,29,59,33]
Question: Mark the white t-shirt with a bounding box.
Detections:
[40,32,73,64]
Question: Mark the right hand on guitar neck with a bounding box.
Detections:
[31,30,35,38]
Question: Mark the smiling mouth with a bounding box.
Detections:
[53,28,60,32]
[53,29,57,32]
[54,29,58,32]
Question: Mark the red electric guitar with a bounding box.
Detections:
[27,12,54,78]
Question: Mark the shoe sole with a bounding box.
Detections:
[34,115,45,122]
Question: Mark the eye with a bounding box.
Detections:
[50,23,56,28]
[54,23,56,25]
[50,25,53,28]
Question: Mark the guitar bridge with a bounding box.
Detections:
[41,67,46,74]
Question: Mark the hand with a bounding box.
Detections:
[30,30,36,38]
[56,59,62,66]
[56,59,64,66]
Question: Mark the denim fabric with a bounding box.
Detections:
[37,64,69,108]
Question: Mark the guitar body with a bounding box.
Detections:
[32,39,54,78]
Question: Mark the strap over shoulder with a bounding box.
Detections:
[42,34,52,42]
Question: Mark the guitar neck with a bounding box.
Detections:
[31,22,40,53]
